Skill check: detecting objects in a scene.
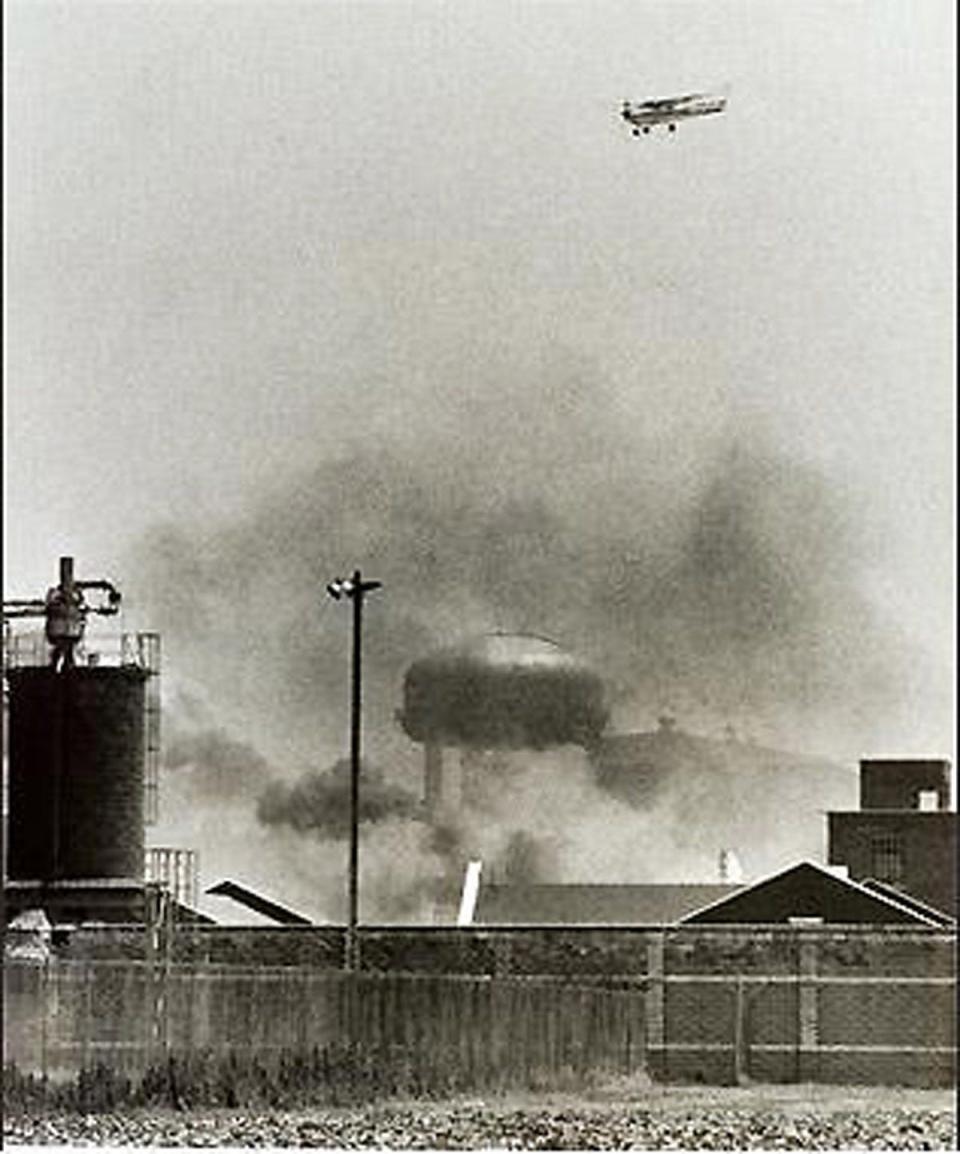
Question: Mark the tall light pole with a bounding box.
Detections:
[326,569,382,972]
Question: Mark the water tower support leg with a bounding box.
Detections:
[424,744,444,821]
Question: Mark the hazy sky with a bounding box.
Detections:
[4,0,955,763]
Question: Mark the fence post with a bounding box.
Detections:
[732,976,749,1085]
[646,932,665,1080]
[624,988,641,1073]
[798,935,819,1082]
[82,961,94,1074]
[37,963,48,1088]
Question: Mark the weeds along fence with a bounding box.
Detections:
[4,961,645,1103]
[6,929,954,1100]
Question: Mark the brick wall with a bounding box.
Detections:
[828,811,957,914]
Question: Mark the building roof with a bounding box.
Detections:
[473,883,744,926]
[860,878,955,927]
[680,861,945,926]
[172,901,216,925]
[206,880,312,925]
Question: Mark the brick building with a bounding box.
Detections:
[828,759,956,917]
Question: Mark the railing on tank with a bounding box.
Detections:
[3,627,48,670]
[3,628,160,672]
[145,847,199,911]
[3,627,163,825]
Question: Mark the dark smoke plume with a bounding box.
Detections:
[163,728,271,798]
[135,417,913,764]
[257,759,419,839]
[133,354,936,917]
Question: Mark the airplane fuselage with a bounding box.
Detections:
[620,93,726,135]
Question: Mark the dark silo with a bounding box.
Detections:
[6,666,148,884]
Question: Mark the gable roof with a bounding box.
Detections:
[680,861,944,926]
[473,883,744,926]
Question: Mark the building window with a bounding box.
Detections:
[918,790,940,811]
[870,834,904,884]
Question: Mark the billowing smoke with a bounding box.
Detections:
[150,725,445,923]
[500,831,557,885]
[131,352,938,920]
[133,427,918,765]
[257,759,419,838]
[163,729,271,799]
[421,744,843,887]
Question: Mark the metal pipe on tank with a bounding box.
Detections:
[46,557,84,670]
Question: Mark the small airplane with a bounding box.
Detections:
[620,91,727,136]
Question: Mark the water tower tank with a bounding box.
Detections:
[6,666,148,884]
[400,632,608,750]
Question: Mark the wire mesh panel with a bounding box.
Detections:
[817,980,955,1048]
[665,979,736,1045]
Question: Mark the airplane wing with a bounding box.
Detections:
[632,92,708,112]
[638,97,681,110]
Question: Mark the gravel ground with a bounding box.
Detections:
[4,1087,956,1150]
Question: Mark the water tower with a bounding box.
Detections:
[398,632,608,820]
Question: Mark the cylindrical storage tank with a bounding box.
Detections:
[400,632,608,750]
[6,667,147,883]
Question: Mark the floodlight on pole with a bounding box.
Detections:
[325,568,382,972]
